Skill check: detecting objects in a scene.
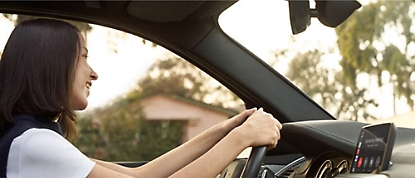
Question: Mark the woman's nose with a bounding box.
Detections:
[90,67,98,80]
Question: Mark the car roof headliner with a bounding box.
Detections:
[0,1,235,49]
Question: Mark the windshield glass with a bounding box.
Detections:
[219,0,415,128]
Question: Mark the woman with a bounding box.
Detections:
[0,18,282,178]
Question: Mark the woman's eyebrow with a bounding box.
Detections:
[83,47,89,53]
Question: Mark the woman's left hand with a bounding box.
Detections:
[219,108,257,133]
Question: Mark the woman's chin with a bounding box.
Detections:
[72,101,88,111]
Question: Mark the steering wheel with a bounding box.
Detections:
[240,146,267,178]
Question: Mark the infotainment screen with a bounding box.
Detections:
[350,122,396,173]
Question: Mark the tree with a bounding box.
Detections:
[336,1,415,114]
[291,0,415,120]
[132,55,243,109]
[286,50,336,108]
[76,99,184,162]
[285,50,377,121]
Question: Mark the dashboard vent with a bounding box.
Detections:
[277,169,294,178]
[275,156,306,178]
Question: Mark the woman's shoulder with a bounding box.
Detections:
[12,128,70,157]
[8,128,95,178]
[15,128,64,144]
[18,127,61,136]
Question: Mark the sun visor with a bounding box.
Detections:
[127,1,205,23]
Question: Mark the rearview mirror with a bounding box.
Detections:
[289,0,362,35]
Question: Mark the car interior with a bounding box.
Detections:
[1,1,415,178]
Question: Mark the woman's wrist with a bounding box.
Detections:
[212,120,231,138]
[213,109,256,141]
[227,127,251,148]
[218,118,239,135]
[223,108,256,131]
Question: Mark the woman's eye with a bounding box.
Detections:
[83,55,89,59]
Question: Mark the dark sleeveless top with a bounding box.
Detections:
[0,115,62,177]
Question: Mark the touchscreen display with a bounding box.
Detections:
[350,123,396,173]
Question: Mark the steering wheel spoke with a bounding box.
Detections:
[240,146,267,178]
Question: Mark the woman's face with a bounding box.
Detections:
[70,34,98,110]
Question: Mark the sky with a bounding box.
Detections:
[85,26,170,109]
[0,0,413,120]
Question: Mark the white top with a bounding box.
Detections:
[7,128,95,178]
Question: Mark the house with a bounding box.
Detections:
[139,94,240,142]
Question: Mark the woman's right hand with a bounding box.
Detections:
[232,108,282,150]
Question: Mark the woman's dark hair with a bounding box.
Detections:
[0,18,81,140]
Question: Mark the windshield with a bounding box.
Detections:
[219,0,415,128]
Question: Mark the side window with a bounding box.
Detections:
[78,25,245,161]
[0,15,244,161]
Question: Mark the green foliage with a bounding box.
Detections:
[335,3,380,88]
[98,108,142,161]
[134,56,242,108]
[286,50,337,105]
[286,1,415,120]
[75,104,183,161]
[99,106,183,161]
[336,0,415,113]
[139,57,207,99]
[76,117,107,159]
[134,118,183,161]
[285,50,378,121]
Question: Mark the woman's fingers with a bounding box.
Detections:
[218,108,258,134]
[228,108,257,128]
[243,108,282,148]
[266,130,280,150]
[234,108,257,122]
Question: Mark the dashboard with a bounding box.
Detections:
[277,120,415,178]
[220,120,415,178]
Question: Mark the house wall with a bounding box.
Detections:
[140,95,232,142]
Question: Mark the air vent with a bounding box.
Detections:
[275,156,306,178]
[278,169,294,178]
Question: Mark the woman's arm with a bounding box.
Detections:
[169,108,282,177]
[133,108,258,177]
[87,108,281,178]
